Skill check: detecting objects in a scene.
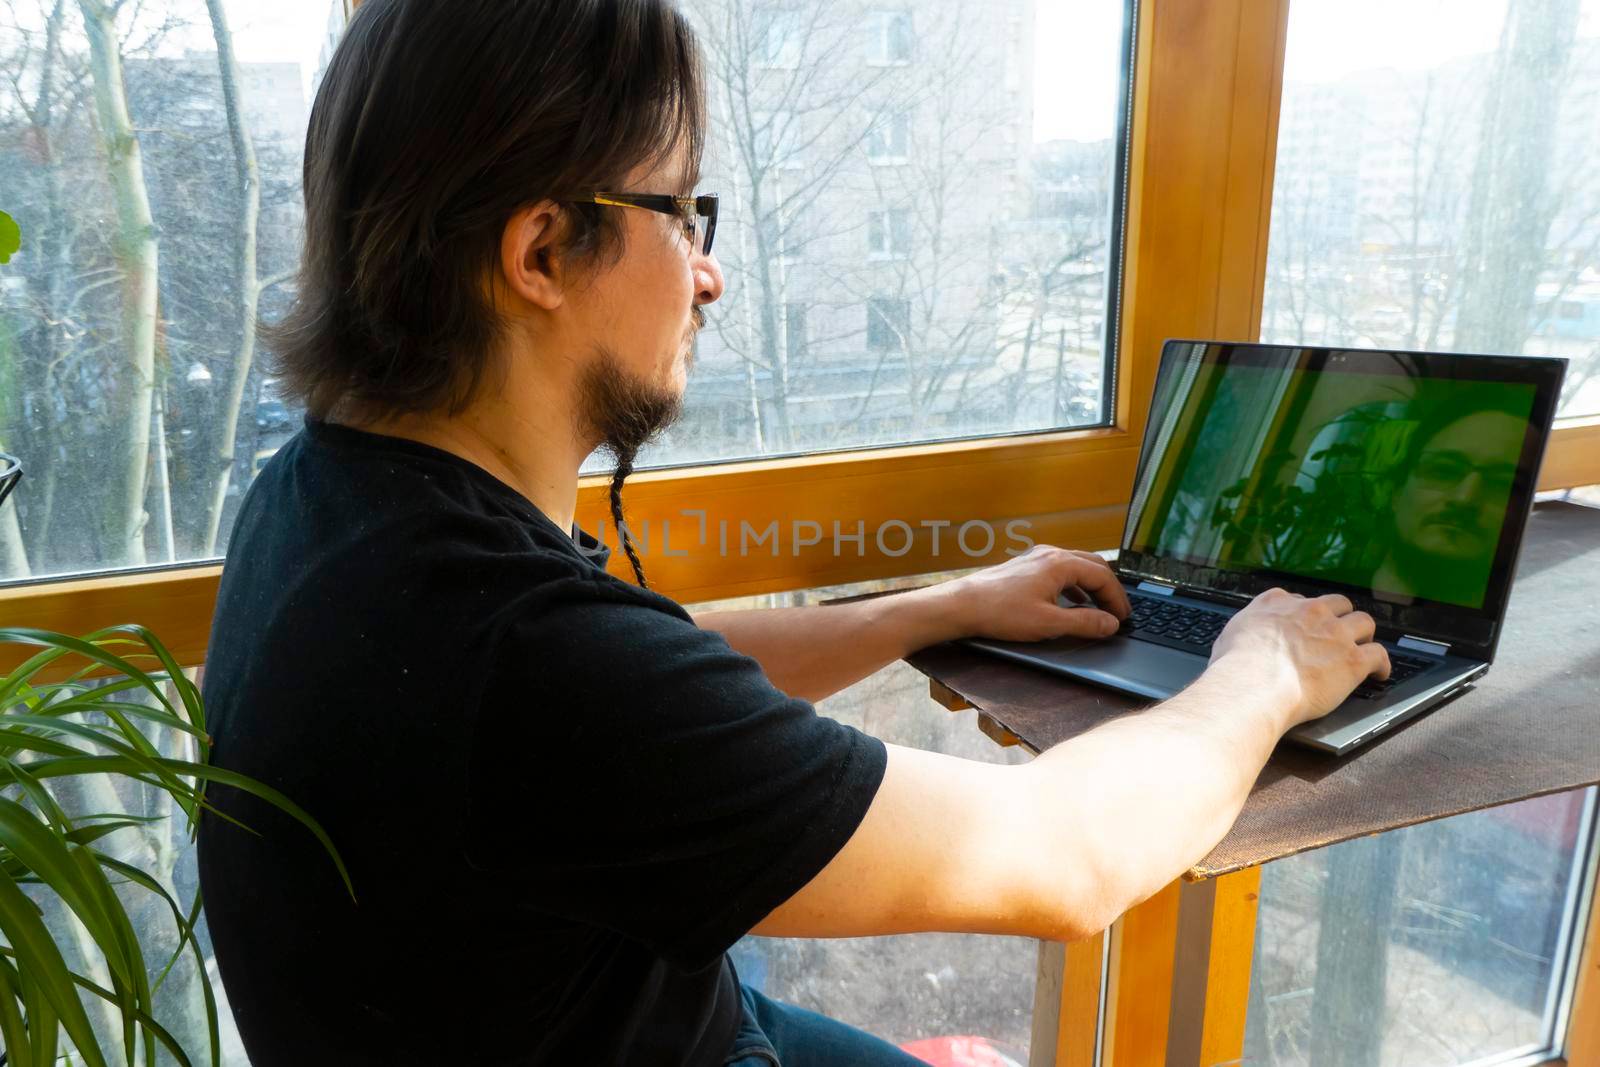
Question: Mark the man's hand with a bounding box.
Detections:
[1210,587,1391,730]
[932,544,1132,643]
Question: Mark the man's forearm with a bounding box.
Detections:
[693,585,969,702]
[1018,652,1293,937]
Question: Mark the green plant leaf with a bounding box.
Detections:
[0,625,354,1066]
[93,854,197,986]
[0,948,192,1067]
[13,690,210,746]
[0,952,33,1067]
[0,628,181,719]
[103,625,205,737]
[0,209,19,264]
[95,861,222,1065]
[0,797,136,994]
[67,846,153,1067]
[0,753,72,833]
[0,868,109,1067]
[27,965,59,1067]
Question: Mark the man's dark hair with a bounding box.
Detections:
[1399,387,1534,478]
[264,0,706,419]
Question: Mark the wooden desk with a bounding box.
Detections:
[905,500,1600,1067]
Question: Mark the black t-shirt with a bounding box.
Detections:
[197,419,888,1065]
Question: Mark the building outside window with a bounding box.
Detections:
[656,0,1126,466]
[783,302,809,362]
[866,10,914,65]
[868,208,913,258]
[756,8,804,69]
[865,109,911,162]
[753,108,803,169]
[867,297,911,351]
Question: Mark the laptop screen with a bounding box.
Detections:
[1119,342,1565,654]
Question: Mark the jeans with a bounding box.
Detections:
[723,982,930,1066]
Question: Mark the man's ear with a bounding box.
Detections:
[499,201,566,311]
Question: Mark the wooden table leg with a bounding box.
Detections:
[1030,932,1105,1067]
[1102,880,1182,1064]
[1170,867,1262,1066]
[1567,820,1600,1063]
[1027,869,1261,1067]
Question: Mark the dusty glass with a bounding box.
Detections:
[1261,0,1600,418]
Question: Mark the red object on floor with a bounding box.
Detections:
[897,1035,1028,1067]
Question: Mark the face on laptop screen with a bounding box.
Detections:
[1125,359,1538,610]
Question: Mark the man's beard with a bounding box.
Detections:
[580,346,685,465]
[1388,518,1492,605]
[579,343,688,589]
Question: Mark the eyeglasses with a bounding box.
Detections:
[1413,450,1517,495]
[0,452,20,511]
[577,192,719,257]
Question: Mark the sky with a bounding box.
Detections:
[1032,0,1126,143]
[211,0,338,99]
[10,0,346,101]
[1284,0,1506,82]
[222,0,334,57]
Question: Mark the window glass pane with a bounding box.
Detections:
[1244,789,1596,1064]
[1,0,1130,580]
[0,1,330,581]
[631,0,1130,468]
[697,573,1036,1065]
[1262,0,1600,418]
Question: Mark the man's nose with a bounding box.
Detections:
[693,249,725,306]
[1450,470,1486,503]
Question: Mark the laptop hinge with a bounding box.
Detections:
[1397,634,1451,657]
[1134,580,1177,597]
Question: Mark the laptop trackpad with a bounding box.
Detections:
[965,635,1209,702]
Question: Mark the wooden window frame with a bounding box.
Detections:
[4,0,1599,1056]
[10,0,1595,659]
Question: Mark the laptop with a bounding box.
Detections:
[966,340,1567,754]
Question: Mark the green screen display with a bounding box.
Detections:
[1128,364,1537,610]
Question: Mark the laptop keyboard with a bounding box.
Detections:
[1123,596,1228,653]
[1351,650,1434,698]
[1122,593,1437,698]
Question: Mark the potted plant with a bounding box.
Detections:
[0,624,349,1065]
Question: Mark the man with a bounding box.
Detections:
[1372,400,1527,608]
[197,1,1390,1064]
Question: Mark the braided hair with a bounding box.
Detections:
[609,456,649,589]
